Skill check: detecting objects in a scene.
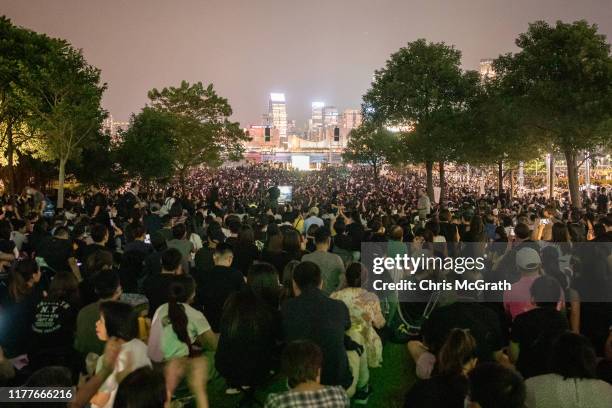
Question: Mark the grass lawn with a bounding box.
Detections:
[204,342,416,407]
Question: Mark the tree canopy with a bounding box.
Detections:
[493,20,612,207]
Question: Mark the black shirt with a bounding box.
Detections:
[422,301,504,361]
[404,375,468,408]
[37,236,73,272]
[29,298,77,359]
[195,265,245,332]
[511,307,569,379]
[282,287,352,389]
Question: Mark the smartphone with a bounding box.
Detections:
[145,234,151,244]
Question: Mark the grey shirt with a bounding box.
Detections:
[302,250,345,295]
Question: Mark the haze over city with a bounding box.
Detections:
[2,0,611,127]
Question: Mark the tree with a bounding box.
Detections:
[68,129,123,188]
[363,39,479,202]
[147,81,249,185]
[494,20,612,208]
[117,107,177,183]
[342,124,399,179]
[460,78,543,198]
[0,17,53,193]
[20,40,106,208]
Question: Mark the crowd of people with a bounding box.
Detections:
[0,163,611,408]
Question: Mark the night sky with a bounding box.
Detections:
[2,0,611,127]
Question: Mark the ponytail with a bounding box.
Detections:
[167,276,195,356]
[437,328,477,376]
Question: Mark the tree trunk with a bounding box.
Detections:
[425,160,434,202]
[497,161,504,197]
[57,158,67,209]
[548,154,555,200]
[565,150,582,208]
[179,169,187,195]
[508,169,514,203]
[438,161,445,205]
[6,123,16,194]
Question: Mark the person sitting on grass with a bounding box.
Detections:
[404,328,478,408]
[265,340,349,408]
[467,362,526,408]
[90,301,151,408]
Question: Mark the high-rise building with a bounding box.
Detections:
[311,102,325,129]
[323,106,339,127]
[269,93,287,148]
[342,109,362,130]
[102,114,129,145]
[479,59,496,79]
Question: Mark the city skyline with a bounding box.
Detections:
[2,0,610,126]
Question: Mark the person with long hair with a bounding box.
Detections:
[216,265,281,393]
[231,224,260,277]
[148,275,217,363]
[0,258,42,359]
[91,301,151,408]
[404,328,478,408]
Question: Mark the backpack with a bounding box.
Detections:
[382,285,441,343]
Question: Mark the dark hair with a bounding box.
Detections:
[345,262,364,288]
[282,228,302,254]
[130,222,146,239]
[0,220,12,240]
[238,224,255,246]
[9,258,39,302]
[172,223,186,240]
[530,275,562,308]
[48,270,79,303]
[86,250,114,273]
[54,226,70,238]
[114,367,166,408]
[437,328,476,376]
[514,223,530,240]
[167,275,196,356]
[221,287,274,340]
[214,242,234,258]
[334,220,346,235]
[93,270,121,299]
[228,218,241,234]
[90,223,108,243]
[550,333,596,379]
[293,261,321,290]
[282,340,323,388]
[99,301,137,341]
[25,366,72,387]
[161,248,182,272]
[314,226,331,245]
[541,246,568,290]
[282,260,300,299]
[468,363,525,408]
[247,262,281,309]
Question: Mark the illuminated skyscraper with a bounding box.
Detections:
[323,106,339,127]
[311,102,325,129]
[342,109,362,130]
[269,93,287,148]
[479,59,496,79]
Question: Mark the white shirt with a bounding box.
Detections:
[93,338,151,408]
[525,373,612,408]
[148,302,212,362]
